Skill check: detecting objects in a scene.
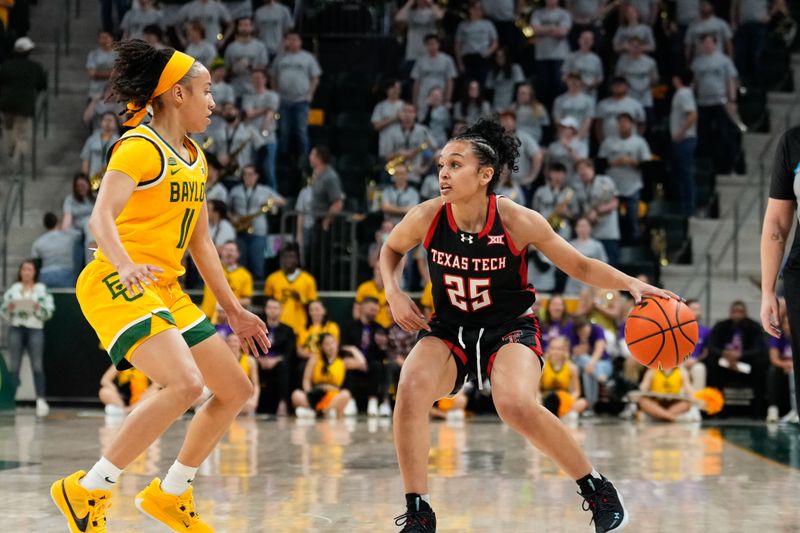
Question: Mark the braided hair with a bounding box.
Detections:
[452,118,520,192]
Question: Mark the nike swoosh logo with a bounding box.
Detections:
[62,480,90,532]
[183,519,191,527]
[104,476,115,484]
[170,168,181,176]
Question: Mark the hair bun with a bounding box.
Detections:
[461,118,520,176]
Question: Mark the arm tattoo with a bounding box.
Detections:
[771,232,785,245]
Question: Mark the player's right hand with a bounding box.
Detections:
[387,292,431,333]
[760,293,782,338]
[118,262,163,295]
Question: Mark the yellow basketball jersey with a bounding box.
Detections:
[541,361,572,392]
[264,269,318,334]
[298,321,341,355]
[312,356,346,389]
[98,124,207,281]
[651,368,683,395]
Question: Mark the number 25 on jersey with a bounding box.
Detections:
[444,274,492,312]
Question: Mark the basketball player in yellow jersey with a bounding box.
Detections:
[51,40,269,533]
[637,366,694,422]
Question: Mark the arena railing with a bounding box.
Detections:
[679,88,800,321]
[30,90,49,185]
[278,209,360,291]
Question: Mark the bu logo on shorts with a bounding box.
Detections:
[502,330,523,344]
[102,272,144,302]
[460,234,474,244]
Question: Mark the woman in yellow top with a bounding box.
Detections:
[98,365,157,416]
[51,40,269,533]
[637,366,694,422]
[297,300,341,360]
[540,336,588,420]
[292,333,367,419]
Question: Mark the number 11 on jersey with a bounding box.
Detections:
[444,274,492,312]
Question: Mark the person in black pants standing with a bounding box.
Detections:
[257,298,296,415]
[761,125,800,421]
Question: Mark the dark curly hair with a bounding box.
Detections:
[452,118,520,192]
[109,39,200,119]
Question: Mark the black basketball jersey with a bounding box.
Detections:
[423,194,536,328]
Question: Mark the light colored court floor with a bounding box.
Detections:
[0,411,799,532]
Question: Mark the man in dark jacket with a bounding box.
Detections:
[257,297,296,415]
[0,37,47,169]
[706,300,768,417]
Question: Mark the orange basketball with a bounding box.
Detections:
[624,296,698,370]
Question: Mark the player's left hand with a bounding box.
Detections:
[626,277,680,304]
[229,307,270,356]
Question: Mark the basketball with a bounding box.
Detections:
[625,296,699,370]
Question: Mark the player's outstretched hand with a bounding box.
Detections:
[387,291,431,333]
[760,293,782,338]
[118,262,163,295]
[229,307,270,356]
[626,277,680,304]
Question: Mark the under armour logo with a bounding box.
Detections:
[487,234,505,246]
[460,234,474,244]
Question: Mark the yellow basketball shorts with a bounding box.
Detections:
[76,260,216,369]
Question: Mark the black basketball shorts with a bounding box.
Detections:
[418,312,544,395]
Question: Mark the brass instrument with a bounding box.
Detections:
[234,197,276,234]
[220,134,255,177]
[385,142,429,176]
[547,187,574,231]
[650,227,668,267]
[90,171,103,192]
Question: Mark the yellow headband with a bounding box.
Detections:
[123,50,195,127]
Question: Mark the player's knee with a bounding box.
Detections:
[291,389,306,407]
[493,391,532,426]
[173,373,205,406]
[234,379,254,406]
[396,371,437,406]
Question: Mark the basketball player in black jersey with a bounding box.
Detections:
[380,120,677,533]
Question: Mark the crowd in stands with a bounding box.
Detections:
[1,1,798,421]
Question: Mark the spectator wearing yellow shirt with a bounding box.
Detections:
[264,242,318,335]
[200,241,254,319]
[354,264,393,328]
[298,300,341,360]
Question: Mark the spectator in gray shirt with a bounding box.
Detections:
[224,17,269,97]
[176,0,233,47]
[614,37,658,109]
[565,217,608,295]
[228,164,286,279]
[271,32,321,158]
[566,0,605,48]
[454,0,498,85]
[731,0,769,86]
[411,34,457,115]
[62,173,96,272]
[532,162,578,240]
[670,70,698,214]
[485,47,526,112]
[86,30,116,99]
[598,112,651,242]
[530,0,572,108]
[308,146,344,285]
[185,22,218,69]
[209,60,236,130]
[482,0,521,50]
[691,33,739,174]
[685,1,733,60]
[509,82,550,143]
[499,111,543,194]
[595,76,646,142]
[208,199,237,249]
[420,86,451,147]
[80,112,120,181]
[453,79,493,126]
[120,0,164,41]
[562,31,604,101]
[32,212,77,288]
[395,0,444,63]
[575,159,620,266]
[242,69,280,190]
[545,116,588,184]
[254,0,294,59]
[553,73,595,140]
[382,164,421,225]
[372,79,406,150]
[380,103,437,183]
[207,102,264,182]
[612,4,656,53]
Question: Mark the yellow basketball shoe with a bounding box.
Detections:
[135,478,213,532]
[50,470,112,533]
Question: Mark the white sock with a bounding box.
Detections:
[80,457,123,491]
[160,460,198,496]
[420,494,430,505]
[590,468,602,480]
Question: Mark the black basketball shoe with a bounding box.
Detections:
[395,495,436,532]
[578,475,630,532]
